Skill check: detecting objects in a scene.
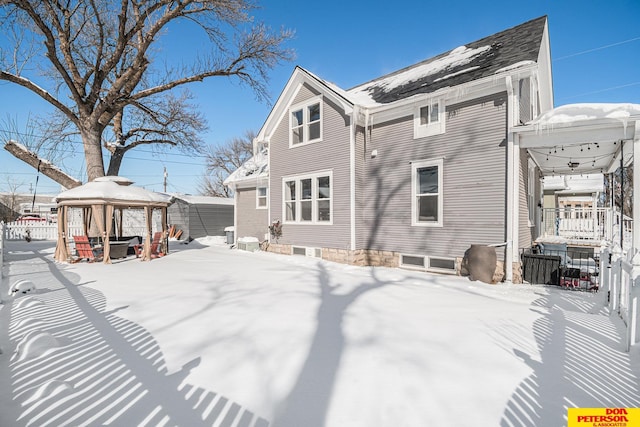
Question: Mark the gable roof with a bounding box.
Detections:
[223,148,269,187]
[348,16,547,105]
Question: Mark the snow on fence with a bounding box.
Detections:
[600,246,640,351]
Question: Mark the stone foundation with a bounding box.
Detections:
[264,244,522,283]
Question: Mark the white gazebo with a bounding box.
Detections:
[54,176,174,263]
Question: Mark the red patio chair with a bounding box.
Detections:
[72,235,103,263]
[135,232,165,258]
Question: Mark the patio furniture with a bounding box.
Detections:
[108,241,130,259]
[135,232,165,259]
[72,235,103,263]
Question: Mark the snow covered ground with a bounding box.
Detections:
[1,238,639,427]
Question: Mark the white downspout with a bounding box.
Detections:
[349,106,358,252]
[505,76,518,283]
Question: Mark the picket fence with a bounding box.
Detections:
[600,246,640,351]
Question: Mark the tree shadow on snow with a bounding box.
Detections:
[2,245,268,427]
[272,263,394,427]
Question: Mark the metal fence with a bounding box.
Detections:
[521,245,599,291]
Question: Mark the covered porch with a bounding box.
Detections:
[511,103,640,350]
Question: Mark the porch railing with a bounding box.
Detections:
[541,207,632,249]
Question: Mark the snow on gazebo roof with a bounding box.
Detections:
[54,176,173,206]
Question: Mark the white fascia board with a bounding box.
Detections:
[516,120,637,148]
[537,20,554,112]
[232,175,266,190]
[365,72,522,125]
[259,67,355,144]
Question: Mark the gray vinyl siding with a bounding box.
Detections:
[269,82,352,249]
[188,203,234,238]
[168,200,189,238]
[354,126,367,250]
[358,92,508,261]
[236,187,269,241]
[168,200,234,239]
[518,150,533,249]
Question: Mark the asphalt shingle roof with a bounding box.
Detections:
[348,16,547,105]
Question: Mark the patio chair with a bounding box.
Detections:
[135,232,165,258]
[72,235,103,263]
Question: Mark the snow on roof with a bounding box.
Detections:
[55,177,173,205]
[543,174,604,193]
[530,103,640,129]
[495,60,536,74]
[348,45,492,106]
[343,16,547,105]
[172,194,234,205]
[224,149,269,186]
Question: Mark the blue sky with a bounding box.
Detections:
[1,0,639,195]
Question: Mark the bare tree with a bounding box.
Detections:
[0,1,294,181]
[0,177,24,222]
[604,166,633,217]
[199,130,254,197]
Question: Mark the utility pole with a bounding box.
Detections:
[163,167,168,192]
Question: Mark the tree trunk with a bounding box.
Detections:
[80,128,106,181]
[4,141,83,189]
[106,147,125,176]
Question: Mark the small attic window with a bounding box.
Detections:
[414,99,445,139]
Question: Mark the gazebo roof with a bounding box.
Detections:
[55,176,173,207]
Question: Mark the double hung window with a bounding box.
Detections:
[257,186,268,209]
[283,172,332,223]
[411,159,443,227]
[290,97,322,146]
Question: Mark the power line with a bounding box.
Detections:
[554,36,640,61]
[557,81,640,102]
[0,127,215,159]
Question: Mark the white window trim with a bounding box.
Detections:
[282,170,333,225]
[411,158,444,227]
[413,99,446,139]
[256,186,268,210]
[289,95,323,148]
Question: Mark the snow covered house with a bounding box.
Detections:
[223,144,269,242]
[225,15,640,285]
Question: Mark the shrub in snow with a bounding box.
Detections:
[9,279,36,296]
[11,330,62,362]
[269,220,282,242]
